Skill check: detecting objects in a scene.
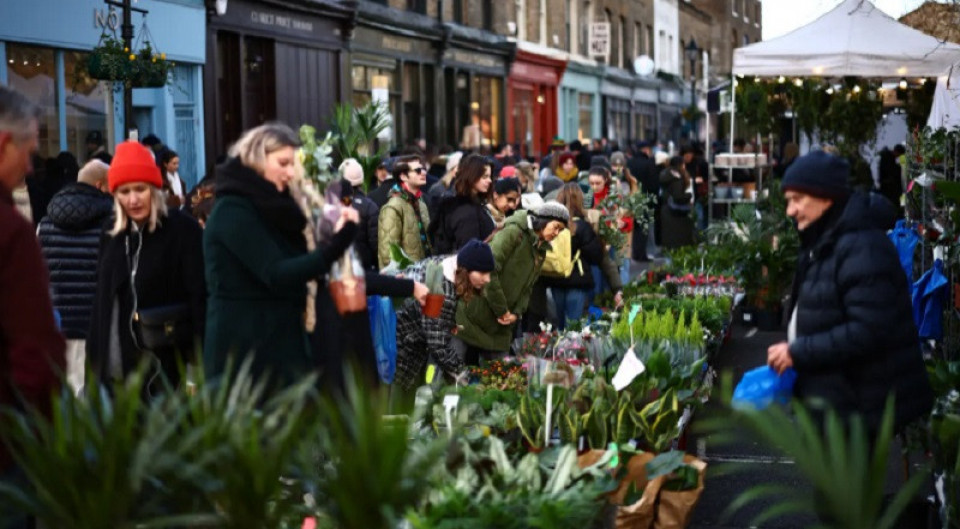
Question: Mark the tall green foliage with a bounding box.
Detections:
[330,102,391,192]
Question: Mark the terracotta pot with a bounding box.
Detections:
[423,293,445,318]
[329,276,367,315]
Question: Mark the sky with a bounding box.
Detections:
[762,0,929,40]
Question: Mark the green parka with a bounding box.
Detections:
[455,210,547,352]
[377,188,431,268]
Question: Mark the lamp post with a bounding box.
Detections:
[684,38,700,141]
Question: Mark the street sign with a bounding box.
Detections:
[589,22,610,59]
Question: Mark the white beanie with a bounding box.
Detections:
[446,151,464,173]
[339,158,364,187]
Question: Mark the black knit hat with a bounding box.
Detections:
[457,239,495,272]
[782,150,851,200]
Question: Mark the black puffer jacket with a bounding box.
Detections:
[430,194,495,254]
[37,183,113,339]
[789,191,932,432]
[540,218,604,290]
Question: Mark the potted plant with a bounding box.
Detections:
[86,34,130,82]
[128,40,174,88]
[85,34,174,88]
[422,261,445,318]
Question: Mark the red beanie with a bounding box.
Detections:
[108,141,163,193]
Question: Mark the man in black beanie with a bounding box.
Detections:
[767,149,931,439]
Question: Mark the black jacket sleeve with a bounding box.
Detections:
[576,220,604,266]
[365,272,415,298]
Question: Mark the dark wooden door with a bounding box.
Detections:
[242,36,277,129]
[274,43,340,131]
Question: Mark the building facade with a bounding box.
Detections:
[0,0,207,186]
[203,0,353,171]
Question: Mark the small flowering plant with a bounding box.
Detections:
[467,358,527,392]
[663,273,740,297]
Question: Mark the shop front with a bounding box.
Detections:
[658,85,683,146]
[0,0,206,185]
[440,28,512,151]
[204,0,352,169]
[558,58,602,143]
[506,44,566,160]
[601,67,635,147]
[633,81,659,143]
[349,4,442,150]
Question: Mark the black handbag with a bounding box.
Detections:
[134,303,194,351]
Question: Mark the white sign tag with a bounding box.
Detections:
[612,347,646,391]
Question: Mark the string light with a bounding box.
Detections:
[899,77,908,90]
[852,85,861,93]
[826,87,834,95]
[919,77,927,84]
[793,78,803,87]
[777,75,785,84]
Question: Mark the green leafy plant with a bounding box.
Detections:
[331,102,391,191]
[425,260,445,295]
[84,33,174,88]
[703,394,929,529]
[298,124,336,193]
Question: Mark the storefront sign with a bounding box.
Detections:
[601,81,632,100]
[511,62,558,85]
[354,27,435,57]
[633,87,658,103]
[444,49,504,71]
[214,0,336,42]
[94,8,120,31]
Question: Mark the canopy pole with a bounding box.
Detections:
[729,73,736,152]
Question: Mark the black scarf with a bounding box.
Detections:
[216,157,307,252]
[788,197,848,313]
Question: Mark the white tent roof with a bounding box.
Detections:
[733,0,960,77]
[927,71,960,130]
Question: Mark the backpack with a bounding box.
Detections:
[541,223,582,278]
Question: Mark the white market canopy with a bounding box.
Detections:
[733,0,960,78]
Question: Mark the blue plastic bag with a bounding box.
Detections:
[367,295,397,384]
[732,366,797,410]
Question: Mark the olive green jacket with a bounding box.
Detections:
[377,190,431,269]
[455,210,547,352]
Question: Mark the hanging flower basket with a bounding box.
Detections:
[86,35,131,82]
[84,33,174,87]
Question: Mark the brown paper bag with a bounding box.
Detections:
[578,450,662,529]
[653,455,707,529]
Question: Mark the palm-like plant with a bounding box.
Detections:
[703,393,929,529]
[331,102,391,191]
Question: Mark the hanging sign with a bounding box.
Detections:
[589,22,610,60]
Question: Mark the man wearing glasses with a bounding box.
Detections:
[377,155,433,269]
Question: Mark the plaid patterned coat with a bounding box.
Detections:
[394,256,463,389]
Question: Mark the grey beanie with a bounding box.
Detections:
[533,200,570,224]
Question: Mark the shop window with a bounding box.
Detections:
[481,0,493,31]
[578,93,593,141]
[402,63,421,144]
[453,0,463,23]
[6,44,60,159]
[63,50,108,164]
[474,75,501,146]
[580,1,592,56]
[352,62,400,148]
[407,0,427,15]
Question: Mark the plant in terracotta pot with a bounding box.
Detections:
[422,261,445,318]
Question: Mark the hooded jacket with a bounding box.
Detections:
[456,210,547,352]
[37,183,114,338]
[789,191,932,432]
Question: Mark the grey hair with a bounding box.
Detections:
[109,185,168,236]
[0,86,40,140]
[228,122,300,174]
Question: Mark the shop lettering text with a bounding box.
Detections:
[94,9,120,31]
[447,50,501,69]
[381,37,412,53]
[250,10,314,32]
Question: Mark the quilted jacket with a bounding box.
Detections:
[37,183,114,339]
[377,188,431,269]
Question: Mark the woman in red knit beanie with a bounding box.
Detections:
[87,140,206,396]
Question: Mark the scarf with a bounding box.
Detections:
[216,157,308,253]
[555,166,580,183]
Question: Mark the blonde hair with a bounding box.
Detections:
[109,185,168,236]
[228,122,300,174]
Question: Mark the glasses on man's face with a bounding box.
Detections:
[409,167,425,174]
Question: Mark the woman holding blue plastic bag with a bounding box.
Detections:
[393,239,495,390]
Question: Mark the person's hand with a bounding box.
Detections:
[695,177,704,184]
[614,290,624,308]
[497,312,517,325]
[412,281,429,307]
[334,206,360,232]
[767,341,794,374]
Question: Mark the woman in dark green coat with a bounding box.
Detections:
[203,123,357,386]
[454,202,569,362]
